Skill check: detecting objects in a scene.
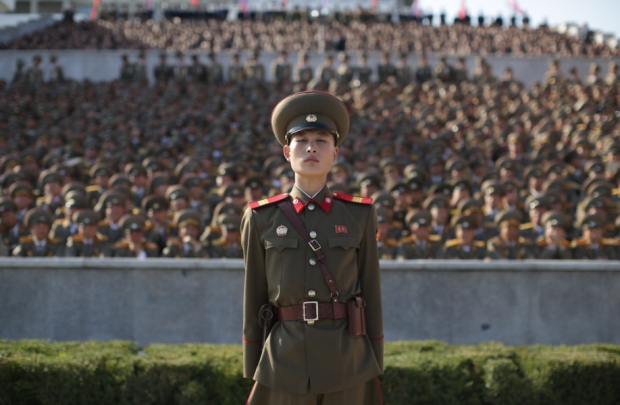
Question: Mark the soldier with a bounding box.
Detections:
[271,50,292,87]
[354,52,373,83]
[13,208,64,257]
[531,212,572,259]
[375,207,399,260]
[36,170,64,216]
[65,210,112,258]
[242,91,383,403]
[11,59,26,84]
[142,194,174,252]
[208,52,224,83]
[153,52,174,83]
[0,198,28,253]
[113,215,159,258]
[163,209,208,258]
[481,181,504,224]
[26,55,44,84]
[519,196,549,243]
[486,211,532,260]
[398,211,442,260]
[228,53,245,83]
[395,53,411,86]
[188,54,208,83]
[441,215,486,259]
[424,195,452,242]
[0,236,7,256]
[9,182,36,225]
[208,214,243,258]
[314,54,337,89]
[50,192,89,245]
[49,55,65,83]
[87,164,113,208]
[415,54,433,84]
[377,51,396,83]
[335,52,354,85]
[134,51,148,83]
[293,51,314,88]
[172,51,188,83]
[244,51,265,83]
[571,214,619,260]
[96,191,128,245]
[119,54,135,82]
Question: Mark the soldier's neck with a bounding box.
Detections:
[294,177,327,198]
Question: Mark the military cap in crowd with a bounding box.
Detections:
[275,165,295,180]
[148,175,170,194]
[174,209,202,228]
[542,212,569,230]
[125,163,148,177]
[389,182,409,195]
[407,177,425,192]
[423,195,450,210]
[587,181,613,198]
[525,195,549,211]
[429,182,453,198]
[451,176,473,192]
[90,164,113,179]
[213,202,242,219]
[375,207,391,224]
[358,173,383,189]
[524,166,544,181]
[220,215,241,232]
[579,214,605,230]
[25,208,52,228]
[406,210,432,227]
[120,214,146,232]
[482,181,504,196]
[271,91,350,146]
[217,164,237,179]
[446,158,468,173]
[65,192,89,209]
[583,196,608,212]
[38,170,62,186]
[403,164,427,181]
[109,174,132,189]
[166,185,190,202]
[0,198,17,214]
[142,194,169,212]
[74,209,99,226]
[8,182,35,199]
[244,176,266,191]
[495,157,518,173]
[182,175,203,190]
[584,160,605,176]
[457,199,482,215]
[494,210,522,228]
[144,159,168,174]
[61,182,87,198]
[425,154,444,169]
[501,179,521,193]
[95,190,126,212]
[224,184,245,199]
[451,215,476,230]
[373,192,396,209]
[330,162,351,176]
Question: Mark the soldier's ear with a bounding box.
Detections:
[283,146,291,161]
[333,146,339,162]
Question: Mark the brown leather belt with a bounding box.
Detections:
[277,301,348,324]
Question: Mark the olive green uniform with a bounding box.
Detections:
[241,187,383,397]
[486,236,533,260]
[397,234,442,260]
[13,236,64,257]
[65,234,112,258]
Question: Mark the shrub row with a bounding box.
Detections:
[1,340,619,405]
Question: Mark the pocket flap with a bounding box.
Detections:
[328,236,359,250]
[265,237,298,251]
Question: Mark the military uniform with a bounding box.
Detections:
[530,213,572,260]
[397,211,442,260]
[571,214,619,260]
[441,216,486,259]
[65,210,112,258]
[208,215,243,258]
[162,209,208,258]
[377,53,396,83]
[271,51,292,85]
[0,198,29,254]
[112,215,159,258]
[486,211,532,260]
[242,91,383,404]
[12,209,63,257]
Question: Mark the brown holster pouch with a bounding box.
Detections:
[258,303,276,349]
[348,296,367,338]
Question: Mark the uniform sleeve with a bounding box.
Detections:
[241,208,269,378]
[358,205,384,372]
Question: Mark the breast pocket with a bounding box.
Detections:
[264,237,299,289]
[327,236,360,286]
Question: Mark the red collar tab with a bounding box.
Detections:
[248,193,289,210]
[291,194,333,214]
[332,192,373,205]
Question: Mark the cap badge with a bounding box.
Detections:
[277,225,288,236]
[306,114,318,122]
[335,225,348,234]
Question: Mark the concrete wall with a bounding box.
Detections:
[1,49,619,87]
[1,258,619,346]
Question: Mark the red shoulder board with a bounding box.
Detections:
[332,192,372,205]
[248,193,289,210]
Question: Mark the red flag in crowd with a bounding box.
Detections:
[508,0,526,16]
[145,0,153,10]
[239,0,247,13]
[412,0,422,17]
[458,0,467,20]
[191,0,199,7]
[371,0,379,8]
[89,0,100,20]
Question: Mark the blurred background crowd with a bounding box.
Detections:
[1,11,620,260]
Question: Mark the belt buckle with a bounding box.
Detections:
[308,240,321,251]
[302,301,319,325]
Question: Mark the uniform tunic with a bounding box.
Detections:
[241,186,383,395]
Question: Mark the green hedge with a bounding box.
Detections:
[1,340,619,405]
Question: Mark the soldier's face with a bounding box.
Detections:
[81,224,97,240]
[31,223,50,241]
[283,130,338,180]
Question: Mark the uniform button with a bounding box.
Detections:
[309,231,317,238]
[325,198,331,203]
[308,204,316,210]
[308,290,316,298]
[309,258,317,265]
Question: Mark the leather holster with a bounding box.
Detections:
[348,296,367,338]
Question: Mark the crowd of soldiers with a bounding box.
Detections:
[2,17,618,57]
[1,47,620,260]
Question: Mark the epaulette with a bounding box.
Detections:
[145,242,159,251]
[428,235,442,242]
[248,193,289,210]
[53,218,66,226]
[400,235,414,244]
[518,237,529,245]
[391,221,403,228]
[612,188,620,196]
[386,239,399,247]
[49,237,61,244]
[98,219,109,226]
[115,240,130,248]
[519,223,534,231]
[490,237,504,248]
[19,235,34,244]
[143,222,154,232]
[444,239,460,248]
[536,238,547,247]
[96,233,108,242]
[36,196,46,204]
[332,192,372,205]
[603,238,620,246]
[474,241,486,248]
[71,235,83,243]
[561,239,571,248]
[86,185,100,193]
[570,238,588,248]
[210,238,225,247]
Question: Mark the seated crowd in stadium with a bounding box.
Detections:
[2,10,618,57]
[1,45,619,260]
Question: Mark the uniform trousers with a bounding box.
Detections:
[247,377,383,405]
